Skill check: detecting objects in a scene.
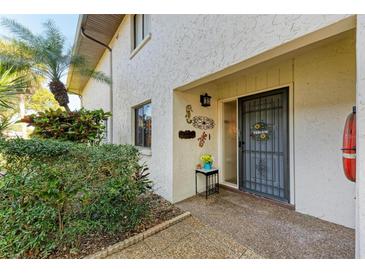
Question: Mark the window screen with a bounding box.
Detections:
[134,103,151,147]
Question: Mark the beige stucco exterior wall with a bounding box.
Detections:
[173,32,356,228]
[80,15,355,221]
[173,84,219,199]
[294,32,355,228]
[81,51,111,112]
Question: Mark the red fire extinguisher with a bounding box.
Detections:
[342,106,356,182]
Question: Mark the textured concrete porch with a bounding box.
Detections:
[107,216,261,259]
[176,188,355,258]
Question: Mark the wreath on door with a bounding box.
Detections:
[251,121,270,141]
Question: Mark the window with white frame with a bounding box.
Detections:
[133,14,151,49]
[134,102,151,148]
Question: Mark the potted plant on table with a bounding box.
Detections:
[200,154,214,170]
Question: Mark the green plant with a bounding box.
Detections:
[21,108,111,145]
[0,18,110,112]
[0,63,29,110]
[0,64,30,135]
[0,114,12,136]
[200,154,214,164]
[0,138,152,258]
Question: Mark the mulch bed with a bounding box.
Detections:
[49,193,184,258]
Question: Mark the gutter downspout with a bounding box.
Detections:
[81,26,114,143]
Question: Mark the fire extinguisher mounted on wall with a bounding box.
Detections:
[342,106,356,182]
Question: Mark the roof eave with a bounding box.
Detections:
[66,14,85,95]
[66,14,125,95]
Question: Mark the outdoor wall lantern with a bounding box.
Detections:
[200,93,211,107]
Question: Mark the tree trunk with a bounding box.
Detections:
[48,80,71,112]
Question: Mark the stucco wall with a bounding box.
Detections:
[356,15,365,257]
[173,84,219,200]
[81,51,111,112]
[80,15,354,216]
[294,33,355,228]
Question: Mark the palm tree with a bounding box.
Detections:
[0,18,110,112]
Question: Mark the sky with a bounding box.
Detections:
[0,14,81,110]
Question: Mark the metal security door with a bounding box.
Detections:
[238,88,289,202]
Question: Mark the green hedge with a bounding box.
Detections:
[0,138,151,258]
[21,108,111,145]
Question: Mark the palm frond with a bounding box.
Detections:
[78,68,112,84]
[70,54,111,84]
[1,17,40,45]
[43,19,65,56]
[0,65,29,109]
[0,114,13,135]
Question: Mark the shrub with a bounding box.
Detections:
[0,138,151,258]
[21,108,111,145]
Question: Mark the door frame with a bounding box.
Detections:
[238,87,289,202]
[217,83,295,205]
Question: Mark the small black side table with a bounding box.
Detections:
[195,168,219,199]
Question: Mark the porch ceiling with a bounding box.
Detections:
[66,14,125,95]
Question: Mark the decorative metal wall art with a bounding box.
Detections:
[185,105,193,124]
[192,116,215,130]
[250,121,271,141]
[198,131,208,147]
[178,130,196,139]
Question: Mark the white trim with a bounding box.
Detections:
[343,153,356,159]
[217,98,239,189]
[217,83,295,205]
[130,33,152,59]
[220,182,239,190]
[136,146,152,156]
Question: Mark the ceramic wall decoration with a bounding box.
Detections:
[185,105,193,124]
[178,130,196,139]
[192,116,215,130]
[198,131,208,147]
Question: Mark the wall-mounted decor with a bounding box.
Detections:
[198,131,208,147]
[185,105,193,124]
[192,116,215,130]
[250,121,271,141]
[200,93,211,107]
[178,130,196,139]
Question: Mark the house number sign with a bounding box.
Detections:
[251,121,270,141]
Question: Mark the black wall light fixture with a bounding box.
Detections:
[200,93,211,107]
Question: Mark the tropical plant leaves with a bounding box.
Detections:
[0,64,29,110]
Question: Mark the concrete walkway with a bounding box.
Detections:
[107,216,260,259]
[177,189,355,259]
[106,189,354,259]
